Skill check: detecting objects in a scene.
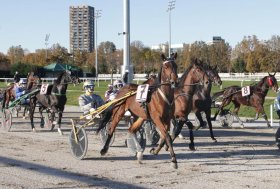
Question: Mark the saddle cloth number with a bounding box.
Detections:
[136,84,149,102]
[241,86,250,97]
[40,84,49,95]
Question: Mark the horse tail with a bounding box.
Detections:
[96,107,113,134]
[1,90,7,109]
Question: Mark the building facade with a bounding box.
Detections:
[69,5,95,53]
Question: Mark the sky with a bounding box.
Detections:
[0,0,280,54]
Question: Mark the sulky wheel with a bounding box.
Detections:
[99,122,115,147]
[276,127,280,150]
[69,127,88,160]
[218,109,234,128]
[1,109,12,131]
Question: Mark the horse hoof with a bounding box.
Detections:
[100,149,107,156]
[165,145,169,151]
[150,148,157,155]
[22,116,26,120]
[32,128,36,133]
[178,133,184,139]
[137,152,143,164]
[171,162,178,169]
[189,144,195,151]
[213,138,218,143]
[58,128,63,135]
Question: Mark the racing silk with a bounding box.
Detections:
[15,87,28,104]
[15,87,25,99]
[105,89,113,102]
[79,93,104,113]
[106,90,120,102]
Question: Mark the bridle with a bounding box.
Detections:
[160,59,177,88]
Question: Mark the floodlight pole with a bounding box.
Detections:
[167,0,175,57]
[95,9,101,78]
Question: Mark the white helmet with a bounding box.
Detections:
[113,79,123,90]
[19,78,27,88]
[19,78,27,84]
[83,80,95,93]
[108,84,113,90]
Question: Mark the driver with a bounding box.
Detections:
[78,80,104,115]
[15,78,28,104]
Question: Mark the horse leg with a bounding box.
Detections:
[56,110,63,135]
[128,117,145,163]
[195,111,206,130]
[39,106,45,128]
[22,106,26,119]
[29,98,36,132]
[256,106,271,128]
[164,119,185,152]
[205,109,217,142]
[232,103,244,128]
[150,118,178,169]
[100,105,125,156]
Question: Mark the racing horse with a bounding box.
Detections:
[29,71,73,134]
[191,63,222,142]
[212,73,278,128]
[97,53,179,168]
[1,72,40,118]
[152,59,210,152]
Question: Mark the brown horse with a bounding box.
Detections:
[98,53,178,168]
[213,73,278,128]
[152,59,210,152]
[192,63,222,142]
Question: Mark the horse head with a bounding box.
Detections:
[71,75,81,85]
[267,72,278,92]
[159,52,178,88]
[27,72,41,90]
[56,70,73,84]
[205,65,222,86]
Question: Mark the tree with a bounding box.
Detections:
[7,45,24,64]
[48,43,70,64]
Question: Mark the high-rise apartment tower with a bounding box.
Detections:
[69,5,95,53]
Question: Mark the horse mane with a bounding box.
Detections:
[55,72,65,84]
[178,63,194,87]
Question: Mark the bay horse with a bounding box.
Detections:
[29,71,73,134]
[191,63,222,142]
[152,59,210,152]
[97,53,178,168]
[212,73,278,128]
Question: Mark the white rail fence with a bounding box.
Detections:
[1,73,279,126]
[1,72,280,84]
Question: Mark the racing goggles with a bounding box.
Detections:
[85,85,95,90]
[115,84,123,88]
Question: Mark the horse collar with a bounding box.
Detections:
[157,88,171,106]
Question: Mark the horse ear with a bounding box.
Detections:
[172,52,177,60]
[268,72,272,76]
[161,54,167,61]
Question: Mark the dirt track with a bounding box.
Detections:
[1,106,280,189]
